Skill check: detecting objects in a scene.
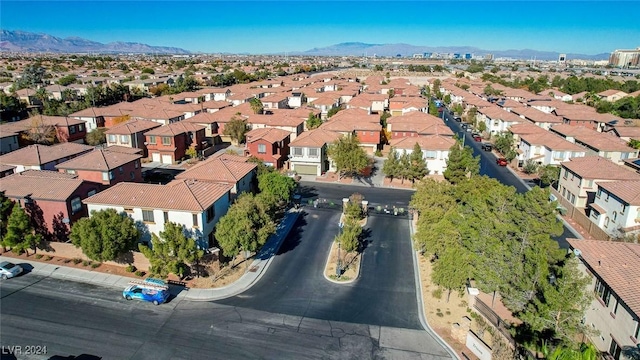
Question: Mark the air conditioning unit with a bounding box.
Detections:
[573,248,582,257]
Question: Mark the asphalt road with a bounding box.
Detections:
[442,109,573,248]
[217,207,421,329]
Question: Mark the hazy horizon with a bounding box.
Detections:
[2,1,639,55]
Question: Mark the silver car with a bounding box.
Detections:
[0,261,23,279]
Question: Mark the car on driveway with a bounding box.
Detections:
[0,261,23,279]
[123,278,170,305]
[496,157,508,166]
[481,143,493,151]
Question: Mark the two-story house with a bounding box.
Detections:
[68,107,107,132]
[588,180,640,238]
[144,122,206,164]
[84,179,233,249]
[175,155,257,198]
[289,128,341,176]
[0,115,87,145]
[510,106,564,130]
[319,108,382,154]
[517,131,586,167]
[0,170,102,237]
[389,135,456,175]
[244,127,290,169]
[247,113,305,141]
[478,105,524,135]
[105,119,162,157]
[551,124,639,164]
[0,143,94,173]
[55,148,143,187]
[386,112,455,139]
[567,239,640,360]
[558,156,640,208]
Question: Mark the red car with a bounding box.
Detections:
[496,158,508,166]
[472,135,482,142]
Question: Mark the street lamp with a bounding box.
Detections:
[336,221,343,277]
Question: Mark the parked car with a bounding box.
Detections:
[123,278,170,305]
[0,261,23,280]
[472,133,482,142]
[454,116,462,122]
[481,143,493,151]
[496,158,508,166]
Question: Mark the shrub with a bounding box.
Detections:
[432,288,443,299]
[43,255,52,261]
[63,259,71,263]
[125,265,137,273]
[91,263,101,269]
[72,258,82,264]
[35,254,43,259]
[374,150,382,157]
[82,260,91,266]
[134,270,145,277]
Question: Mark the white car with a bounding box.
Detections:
[0,261,23,280]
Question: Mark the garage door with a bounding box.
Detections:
[161,155,173,164]
[152,153,161,162]
[294,164,318,175]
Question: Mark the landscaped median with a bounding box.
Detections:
[323,193,368,283]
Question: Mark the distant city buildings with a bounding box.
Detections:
[609,47,640,68]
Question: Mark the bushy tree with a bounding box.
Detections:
[306,112,322,130]
[85,127,107,146]
[2,205,42,254]
[138,222,203,279]
[23,114,57,145]
[538,165,561,187]
[0,192,15,244]
[407,143,429,183]
[382,147,401,180]
[443,138,480,184]
[258,171,296,203]
[249,97,264,114]
[327,134,369,179]
[70,209,139,262]
[223,115,249,145]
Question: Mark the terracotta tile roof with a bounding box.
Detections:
[182,111,221,125]
[598,89,628,97]
[18,169,78,179]
[0,143,93,167]
[389,134,456,150]
[55,149,142,171]
[143,122,205,136]
[247,114,305,127]
[561,156,640,180]
[510,106,563,124]
[0,170,85,201]
[611,125,640,139]
[104,119,162,135]
[290,128,341,147]
[567,239,640,317]
[597,180,640,205]
[0,115,85,135]
[245,127,290,144]
[0,164,16,174]
[478,105,523,123]
[551,125,636,152]
[84,179,233,212]
[104,145,143,155]
[509,122,549,136]
[175,157,256,184]
[519,132,585,151]
[210,153,250,163]
[309,95,340,106]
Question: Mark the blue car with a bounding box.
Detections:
[123,278,170,305]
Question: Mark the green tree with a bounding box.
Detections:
[258,171,297,203]
[443,93,451,105]
[247,156,274,176]
[443,138,480,184]
[85,127,107,146]
[432,244,473,301]
[327,134,369,179]
[249,97,264,114]
[406,142,429,183]
[138,222,203,279]
[215,193,275,264]
[2,205,42,254]
[306,112,322,130]
[382,147,401,180]
[70,209,139,262]
[538,165,560,187]
[223,115,249,145]
[141,67,155,74]
[185,145,197,160]
[56,74,78,86]
[379,111,391,128]
[327,105,342,118]
[0,192,15,245]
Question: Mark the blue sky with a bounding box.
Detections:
[2,1,639,54]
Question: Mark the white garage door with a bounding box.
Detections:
[152,153,161,162]
[294,164,318,175]
[161,155,173,164]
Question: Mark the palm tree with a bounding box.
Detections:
[249,97,264,114]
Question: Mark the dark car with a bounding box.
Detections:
[481,143,493,151]
[496,158,508,166]
[454,116,462,122]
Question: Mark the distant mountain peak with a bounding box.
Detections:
[0,29,190,54]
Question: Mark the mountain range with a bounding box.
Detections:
[0,30,191,54]
[296,42,610,61]
[0,30,611,60]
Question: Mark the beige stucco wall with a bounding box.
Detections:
[32,242,150,271]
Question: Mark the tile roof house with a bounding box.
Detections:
[243,127,291,169]
[104,119,162,157]
[607,125,640,142]
[588,180,640,237]
[0,115,88,146]
[144,122,206,165]
[55,148,143,187]
[552,105,622,132]
[516,131,586,167]
[558,156,640,208]
[477,105,524,135]
[550,124,638,164]
[386,112,454,139]
[389,135,457,175]
[68,106,107,132]
[247,113,305,141]
[289,128,341,176]
[319,108,382,154]
[84,179,233,249]
[510,106,564,130]
[0,128,19,155]
[566,239,640,360]
[597,89,629,102]
[175,156,257,197]
[0,170,102,237]
[0,143,94,173]
[388,97,428,116]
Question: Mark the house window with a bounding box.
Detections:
[425,150,437,159]
[130,171,135,180]
[605,193,609,202]
[148,136,157,145]
[293,147,303,156]
[613,299,619,315]
[609,338,621,360]
[634,321,640,341]
[162,137,171,145]
[119,166,124,174]
[109,171,115,180]
[563,169,568,179]
[142,210,154,223]
[584,179,593,188]
[308,148,319,157]
[621,204,627,214]
[596,188,602,198]
[120,135,129,144]
[193,213,199,227]
[604,217,610,228]
[135,160,139,169]
[258,144,267,154]
[570,193,576,205]
[108,134,117,143]
[79,124,84,131]
[163,211,169,223]
[595,278,611,306]
[87,189,96,197]
[612,211,617,222]
[67,169,76,174]
[207,206,215,222]
[71,197,82,214]
[70,125,76,134]
[102,172,109,181]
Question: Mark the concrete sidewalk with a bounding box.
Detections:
[0,208,302,302]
